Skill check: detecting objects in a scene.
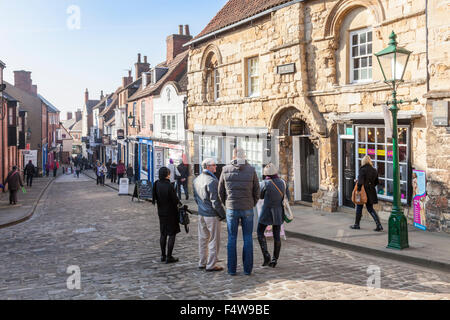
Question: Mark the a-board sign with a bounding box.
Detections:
[132,180,153,201]
[119,178,129,195]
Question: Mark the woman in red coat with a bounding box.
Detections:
[117,161,126,184]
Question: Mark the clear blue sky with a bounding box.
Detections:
[0,0,227,119]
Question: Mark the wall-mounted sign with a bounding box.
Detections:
[117,129,125,140]
[432,101,449,126]
[102,136,111,145]
[289,119,304,136]
[277,63,296,75]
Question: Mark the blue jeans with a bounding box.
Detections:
[226,209,254,275]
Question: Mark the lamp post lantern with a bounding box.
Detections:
[375,31,417,250]
[128,112,136,128]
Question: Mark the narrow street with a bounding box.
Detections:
[0,174,448,300]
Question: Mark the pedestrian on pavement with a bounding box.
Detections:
[106,159,112,179]
[152,167,182,264]
[99,163,107,186]
[3,166,24,205]
[95,162,102,185]
[257,163,289,268]
[176,159,190,200]
[24,160,35,187]
[167,159,180,190]
[350,155,383,232]
[53,160,59,177]
[75,163,81,179]
[117,161,126,184]
[218,147,260,276]
[126,164,134,184]
[193,158,226,272]
[110,162,118,183]
[45,162,50,177]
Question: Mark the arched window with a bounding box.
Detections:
[204,52,220,102]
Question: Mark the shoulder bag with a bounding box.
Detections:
[270,179,294,224]
[352,183,368,205]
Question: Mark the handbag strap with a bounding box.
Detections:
[269,179,285,199]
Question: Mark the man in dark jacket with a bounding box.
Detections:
[218,147,260,276]
[176,160,190,200]
[24,160,35,187]
[351,155,383,232]
[193,158,226,272]
[4,166,24,205]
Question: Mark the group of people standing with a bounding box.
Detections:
[95,160,132,186]
[152,148,288,276]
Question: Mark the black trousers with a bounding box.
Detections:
[118,173,124,184]
[53,169,57,177]
[176,180,189,200]
[160,232,176,258]
[111,171,117,183]
[26,174,33,187]
[257,223,281,242]
[9,190,18,204]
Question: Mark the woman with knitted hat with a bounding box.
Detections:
[257,163,289,268]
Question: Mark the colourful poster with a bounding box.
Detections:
[412,170,427,231]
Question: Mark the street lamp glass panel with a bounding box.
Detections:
[377,51,410,82]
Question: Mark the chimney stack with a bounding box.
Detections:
[185,25,190,36]
[135,53,150,80]
[31,85,38,95]
[100,90,104,100]
[166,25,193,63]
[67,112,73,120]
[85,88,89,104]
[75,110,82,122]
[122,70,133,88]
[14,71,33,94]
[179,25,183,35]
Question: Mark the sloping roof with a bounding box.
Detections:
[2,91,17,101]
[128,50,188,101]
[62,118,77,130]
[86,99,100,114]
[194,0,294,41]
[99,88,120,117]
[0,60,5,68]
[38,94,60,113]
[3,82,42,110]
[92,92,114,111]
[71,120,82,132]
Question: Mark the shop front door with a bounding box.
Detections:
[300,137,319,203]
[342,139,356,208]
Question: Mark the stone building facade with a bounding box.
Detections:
[186,0,449,233]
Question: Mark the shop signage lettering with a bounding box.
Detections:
[358,148,393,157]
[412,170,427,231]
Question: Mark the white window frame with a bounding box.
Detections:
[214,68,220,101]
[355,125,410,204]
[141,101,146,130]
[161,114,177,133]
[199,135,219,165]
[247,57,259,97]
[236,136,264,179]
[350,28,373,84]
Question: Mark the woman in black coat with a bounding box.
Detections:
[350,155,383,232]
[152,167,182,264]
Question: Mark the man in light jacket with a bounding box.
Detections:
[218,147,260,276]
[193,158,226,272]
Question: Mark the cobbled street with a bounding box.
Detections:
[0,175,449,300]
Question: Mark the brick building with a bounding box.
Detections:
[186,0,449,232]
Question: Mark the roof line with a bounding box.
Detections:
[184,0,303,47]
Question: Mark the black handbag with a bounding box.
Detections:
[179,205,192,233]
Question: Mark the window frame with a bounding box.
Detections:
[349,28,373,84]
[140,101,146,131]
[214,68,220,101]
[247,57,260,97]
[355,124,410,204]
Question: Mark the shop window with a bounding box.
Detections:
[141,144,148,173]
[237,136,263,179]
[356,125,410,203]
[141,101,146,130]
[350,28,373,83]
[200,135,218,164]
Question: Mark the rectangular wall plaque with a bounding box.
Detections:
[277,63,296,75]
[433,101,449,126]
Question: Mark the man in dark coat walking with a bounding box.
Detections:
[4,166,24,205]
[24,160,35,187]
[351,155,383,232]
[176,160,190,200]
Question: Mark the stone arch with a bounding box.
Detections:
[269,104,327,145]
[324,0,385,38]
[200,43,223,69]
[200,44,223,103]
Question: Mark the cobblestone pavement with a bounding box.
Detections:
[0,174,449,300]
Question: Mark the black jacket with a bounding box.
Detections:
[358,164,379,205]
[24,163,35,175]
[152,179,181,234]
[176,164,189,181]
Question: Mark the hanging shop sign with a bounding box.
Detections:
[412,170,427,231]
[154,148,164,182]
[117,129,125,140]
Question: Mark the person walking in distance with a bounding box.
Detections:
[152,167,182,264]
[117,161,126,184]
[75,163,81,179]
[193,158,226,272]
[127,164,134,184]
[167,159,180,190]
[45,162,50,177]
[110,162,118,183]
[53,159,59,177]
[219,147,260,276]
[350,155,383,232]
[24,160,35,187]
[3,166,24,205]
[95,161,102,185]
[177,159,190,200]
[100,163,107,186]
[258,163,289,268]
